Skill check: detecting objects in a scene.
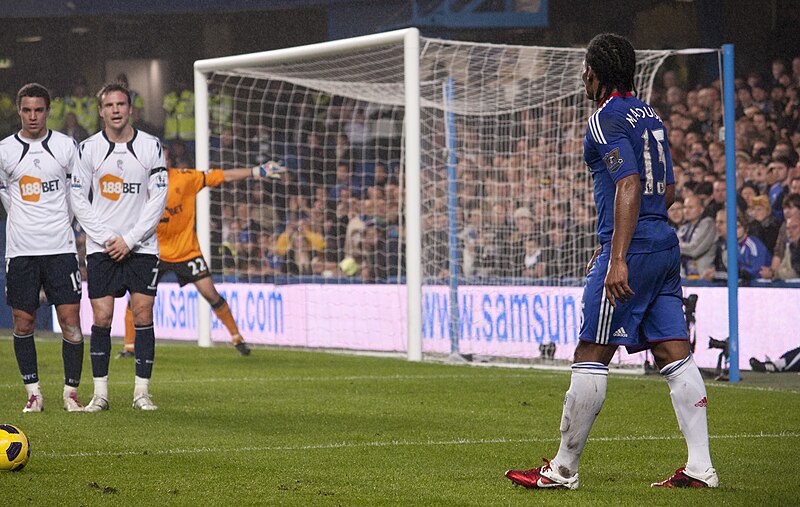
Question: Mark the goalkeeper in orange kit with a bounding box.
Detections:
[118,161,285,357]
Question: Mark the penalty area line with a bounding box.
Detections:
[38,431,800,459]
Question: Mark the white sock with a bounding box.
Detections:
[134,376,150,398]
[551,362,608,478]
[63,385,77,398]
[24,382,41,397]
[93,376,109,400]
[661,355,713,475]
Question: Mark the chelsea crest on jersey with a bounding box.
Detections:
[71,128,168,256]
[0,130,78,258]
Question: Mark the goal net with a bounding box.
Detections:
[193,29,679,359]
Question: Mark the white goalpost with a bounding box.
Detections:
[192,29,724,364]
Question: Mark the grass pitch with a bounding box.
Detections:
[0,334,798,506]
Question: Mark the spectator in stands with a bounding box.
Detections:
[61,112,88,143]
[219,219,240,276]
[703,180,726,219]
[64,77,98,135]
[284,226,316,276]
[345,107,369,146]
[770,59,788,87]
[739,181,760,211]
[707,141,725,175]
[790,175,800,196]
[344,197,369,262]
[774,215,800,280]
[256,232,282,277]
[762,192,800,282]
[359,219,390,281]
[481,201,512,277]
[678,194,717,278]
[46,86,66,132]
[275,218,325,273]
[297,132,333,195]
[372,162,389,190]
[665,86,685,115]
[760,193,800,278]
[543,223,579,279]
[747,195,780,254]
[130,105,160,138]
[421,191,449,279]
[668,127,687,166]
[748,162,770,195]
[328,162,352,203]
[751,83,771,114]
[772,141,797,166]
[507,207,536,277]
[169,141,192,168]
[521,235,547,279]
[458,207,482,278]
[686,160,709,185]
[751,110,776,146]
[668,201,685,231]
[208,82,233,151]
[767,157,790,221]
[704,211,771,283]
[162,77,195,151]
[334,133,351,165]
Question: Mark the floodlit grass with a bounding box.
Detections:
[0,335,798,506]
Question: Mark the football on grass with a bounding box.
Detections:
[0,424,30,471]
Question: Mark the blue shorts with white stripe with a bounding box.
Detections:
[579,244,688,353]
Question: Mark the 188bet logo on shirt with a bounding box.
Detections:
[19,175,60,203]
[99,174,141,201]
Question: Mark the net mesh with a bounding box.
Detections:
[204,37,673,287]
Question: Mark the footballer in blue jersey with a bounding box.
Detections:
[580,90,687,348]
[505,33,717,491]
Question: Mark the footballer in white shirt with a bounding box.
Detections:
[70,82,168,412]
[0,83,87,413]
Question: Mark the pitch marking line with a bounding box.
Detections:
[38,432,800,459]
[1,372,797,394]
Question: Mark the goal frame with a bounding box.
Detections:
[192,32,739,380]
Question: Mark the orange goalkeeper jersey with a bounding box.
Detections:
[157,168,225,263]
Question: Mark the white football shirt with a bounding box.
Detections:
[72,128,168,256]
[0,130,78,258]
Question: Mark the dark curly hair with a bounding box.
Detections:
[585,33,637,103]
[16,83,51,109]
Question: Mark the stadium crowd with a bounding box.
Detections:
[5,55,800,286]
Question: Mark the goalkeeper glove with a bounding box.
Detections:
[252,161,285,180]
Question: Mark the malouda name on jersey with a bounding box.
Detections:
[0,129,79,258]
[71,129,168,256]
[583,92,678,254]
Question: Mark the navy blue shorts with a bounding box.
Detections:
[87,253,159,299]
[579,244,688,353]
[6,254,82,311]
[158,255,211,287]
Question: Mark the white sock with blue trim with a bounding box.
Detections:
[551,362,608,478]
[661,355,713,475]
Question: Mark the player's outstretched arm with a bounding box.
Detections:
[200,162,285,188]
[221,167,257,182]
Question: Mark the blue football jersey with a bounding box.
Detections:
[583,92,678,254]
